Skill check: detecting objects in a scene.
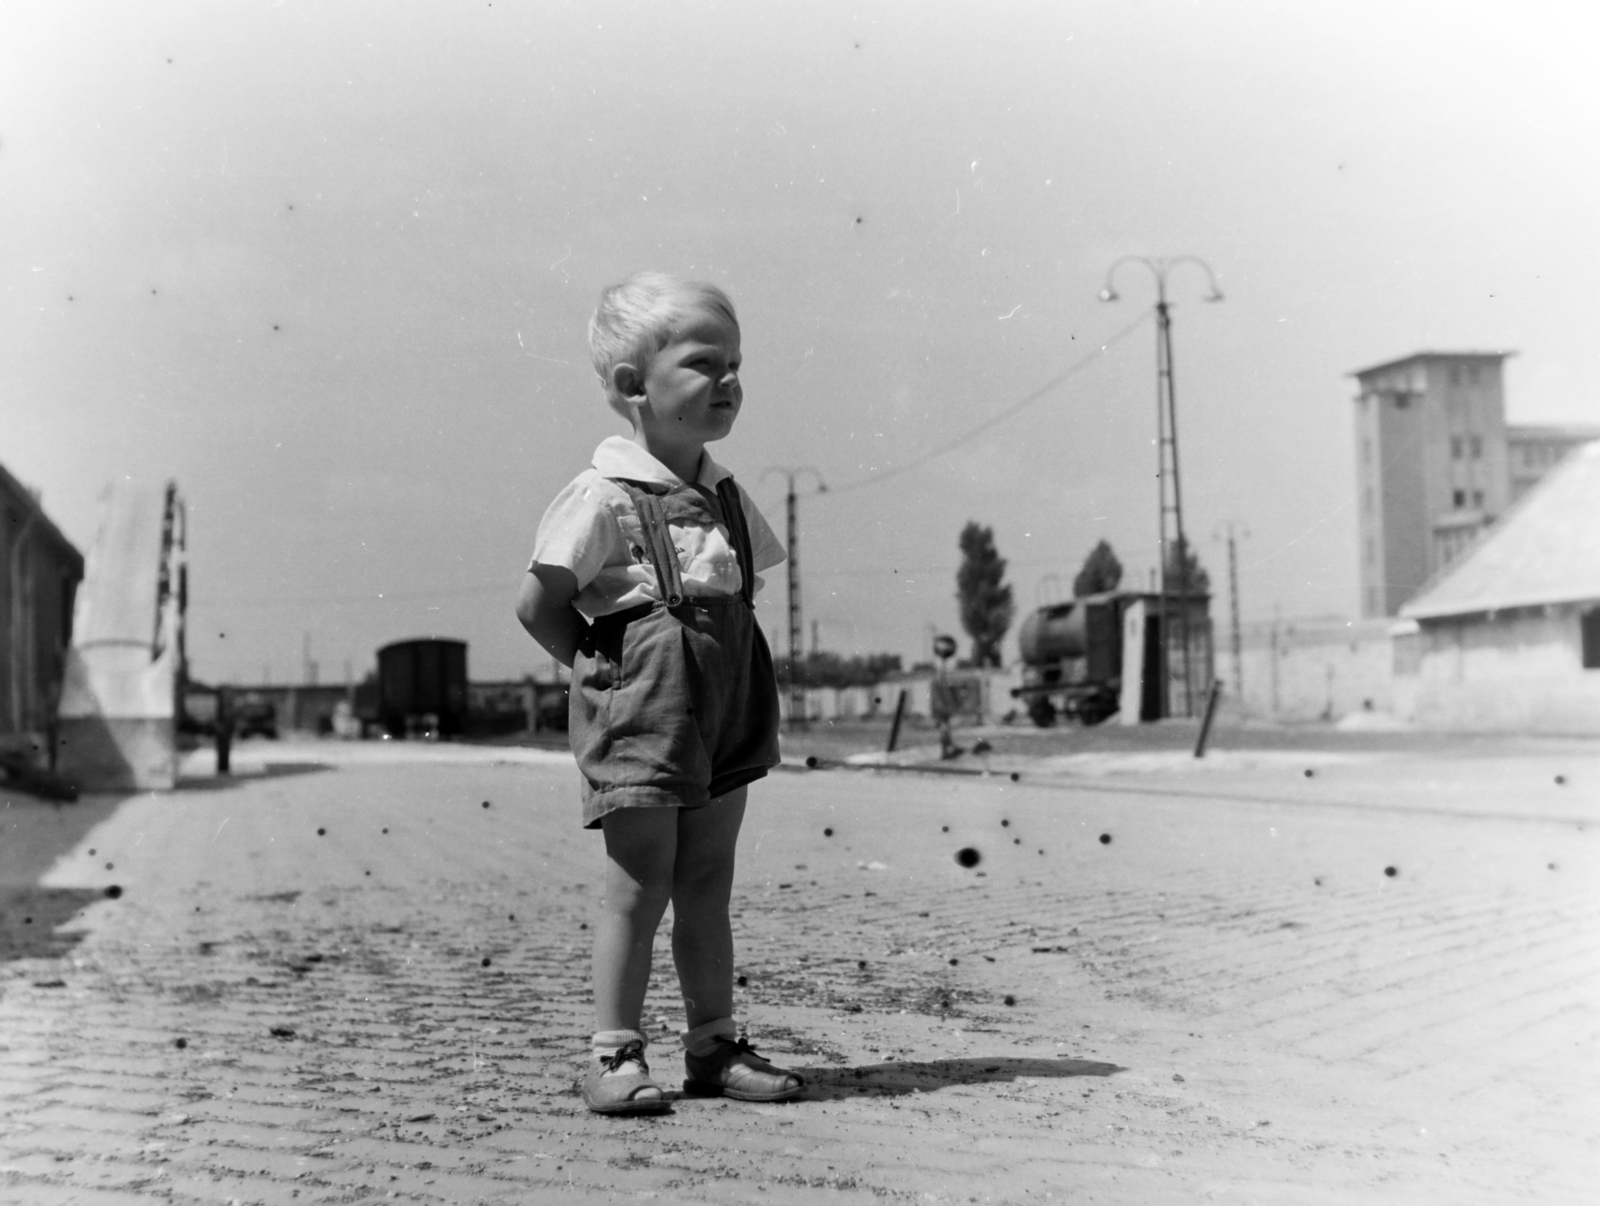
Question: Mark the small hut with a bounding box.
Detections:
[1396,440,1600,732]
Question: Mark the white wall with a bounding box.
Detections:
[1402,605,1600,733]
[1225,617,1394,722]
[782,665,1025,725]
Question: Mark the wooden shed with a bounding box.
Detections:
[0,462,84,756]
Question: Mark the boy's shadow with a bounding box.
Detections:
[797,1056,1123,1101]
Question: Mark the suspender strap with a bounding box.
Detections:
[715,477,757,607]
[615,482,685,607]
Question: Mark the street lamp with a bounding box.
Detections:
[1099,255,1223,718]
[761,466,827,728]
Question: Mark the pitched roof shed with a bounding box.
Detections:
[1401,440,1600,621]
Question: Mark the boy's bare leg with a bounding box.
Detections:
[594,808,679,1032]
[670,786,747,1029]
[671,785,801,1101]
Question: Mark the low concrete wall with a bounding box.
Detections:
[782,666,1026,726]
[1224,616,1394,723]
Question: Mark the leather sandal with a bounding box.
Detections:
[683,1036,804,1103]
[581,1040,670,1116]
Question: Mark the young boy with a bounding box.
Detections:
[515,272,804,1115]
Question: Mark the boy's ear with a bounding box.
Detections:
[611,363,647,405]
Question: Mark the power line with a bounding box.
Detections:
[806,556,1103,580]
[822,311,1152,496]
[196,316,1150,614]
[198,581,515,609]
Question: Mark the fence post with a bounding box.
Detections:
[1193,679,1223,758]
[886,688,908,753]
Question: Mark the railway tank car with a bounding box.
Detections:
[1012,590,1212,726]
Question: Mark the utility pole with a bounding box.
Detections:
[761,466,826,728]
[1228,527,1243,704]
[1270,601,1282,719]
[1216,523,1249,706]
[1100,255,1224,717]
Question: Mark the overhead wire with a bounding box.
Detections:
[199,312,1152,612]
[200,581,515,608]
[821,309,1152,495]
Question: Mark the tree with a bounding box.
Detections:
[956,522,1015,668]
[776,651,904,689]
[1073,539,1124,597]
[1163,534,1211,597]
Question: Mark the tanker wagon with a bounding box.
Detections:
[1012,590,1212,727]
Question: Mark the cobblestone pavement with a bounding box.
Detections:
[1,737,1596,1204]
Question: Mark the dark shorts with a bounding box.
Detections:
[570,595,781,829]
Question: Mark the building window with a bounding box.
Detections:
[1469,435,1482,459]
[1583,608,1600,670]
[1450,436,1463,459]
[1453,489,1466,508]
[1449,366,1462,385]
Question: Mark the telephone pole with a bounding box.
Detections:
[1217,523,1249,703]
[761,466,826,727]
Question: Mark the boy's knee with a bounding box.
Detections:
[604,852,676,915]
[672,857,735,907]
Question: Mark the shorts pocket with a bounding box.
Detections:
[579,618,626,692]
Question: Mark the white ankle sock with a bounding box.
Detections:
[591,1028,647,1066]
[681,1017,737,1058]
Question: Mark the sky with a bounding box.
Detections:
[4,0,1598,684]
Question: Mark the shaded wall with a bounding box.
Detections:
[0,466,83,745]
[1398,604,1600,733]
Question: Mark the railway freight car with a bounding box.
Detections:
[1013,590,1212,726]
[377,638,468,738]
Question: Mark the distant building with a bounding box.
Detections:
[1506,424,1600,503]
[0,463,84,748]
[1394,441,1600,732]
[1351,351,1598,617]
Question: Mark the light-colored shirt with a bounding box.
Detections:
[532,436,787,620]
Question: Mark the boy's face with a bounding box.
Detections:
[628,306,742,452]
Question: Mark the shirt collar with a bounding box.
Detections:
[592,435,732,490]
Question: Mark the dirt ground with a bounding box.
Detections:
[1,725,1596,1204]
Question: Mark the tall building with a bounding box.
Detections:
[1351,351,1600,617]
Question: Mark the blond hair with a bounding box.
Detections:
[588,272,739,419]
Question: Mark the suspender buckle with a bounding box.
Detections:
[614,476,755,611]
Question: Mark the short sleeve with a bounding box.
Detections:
[737,484,787,573]
[531,475,626,590]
